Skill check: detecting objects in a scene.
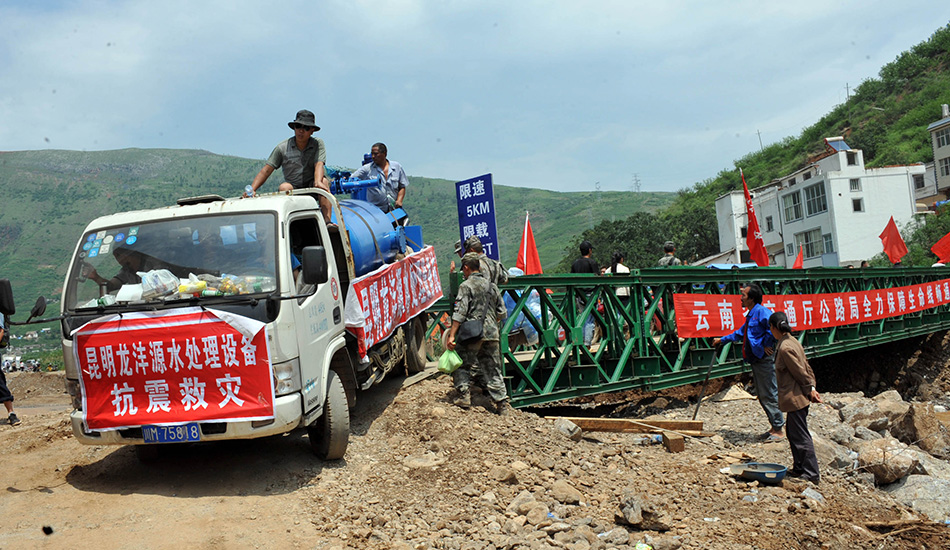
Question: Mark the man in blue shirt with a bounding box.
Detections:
[714,283,785,440]
[349,142,409,214]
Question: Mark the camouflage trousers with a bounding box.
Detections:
[452,339,508,403]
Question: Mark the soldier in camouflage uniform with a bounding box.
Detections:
[463,236,509,286]
[447,253,510,415]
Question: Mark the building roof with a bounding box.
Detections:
[927,116,950,131]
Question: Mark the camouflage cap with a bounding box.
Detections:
[454,240,463,254]
[463,235,481,250]
[461,252,481,265]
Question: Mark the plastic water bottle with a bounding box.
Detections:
[245,185,255,197]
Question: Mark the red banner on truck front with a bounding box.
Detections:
[344,245,442,361]
[673,279,950,338]
[73,307,274,430]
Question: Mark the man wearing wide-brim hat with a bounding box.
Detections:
[248,109,332,222]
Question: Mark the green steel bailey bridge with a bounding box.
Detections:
[424,266,950,408]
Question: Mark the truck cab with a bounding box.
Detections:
[58,189,435,460]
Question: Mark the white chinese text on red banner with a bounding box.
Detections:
[344,245,442,361]
[73,307,274,430]
[673,279,950,338]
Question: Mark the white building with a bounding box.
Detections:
[715,138,926,268]
[928,103,950,201]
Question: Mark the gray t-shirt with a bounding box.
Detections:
[266,137,327,189]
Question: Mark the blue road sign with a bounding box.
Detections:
[455,174,499,260]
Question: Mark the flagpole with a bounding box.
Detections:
[522,211,529,263]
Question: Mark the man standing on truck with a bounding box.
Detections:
[446,253,510,415]
[349,142,409,216]
[247,109,332,223]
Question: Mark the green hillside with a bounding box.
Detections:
[568,24,950,269]
[0,149,672,316]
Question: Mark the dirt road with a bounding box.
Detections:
[1,370,945,549]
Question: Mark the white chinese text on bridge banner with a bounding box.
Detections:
[73,307,274,430]
[673,279,950,338]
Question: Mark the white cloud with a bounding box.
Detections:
[1,1,948,193]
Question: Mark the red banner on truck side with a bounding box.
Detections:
[73,307,274,430]
[672,278,950,338]
[344,245,442,361]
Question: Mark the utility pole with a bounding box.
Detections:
[756,130,764,151]
[631,173,641,194]
[845,82,850,102]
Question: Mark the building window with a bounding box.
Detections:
[914,174,925,190]
[803,172,812,181]
[941,157,950,178]
[786,243,794,256]
[766,216,774,232]
[795,228,824,259]
[804,183,828,216]
[787,178,796,186]
[937,127,950,148]
[823,233,835,254]
[853,198,864,212]
[740,226,747,238]
[783,192,803,223]
[847,151,858,165]
[850,178,861,191]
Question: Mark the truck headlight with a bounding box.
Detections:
[65,378,83,411]
[272,359,300,396]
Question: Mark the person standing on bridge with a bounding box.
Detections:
[713,283,785,440]
[247,110,332,223]
[446,254,510,415]
[769,311,822,484]
[657,241,681,266]
[571,241,600,347]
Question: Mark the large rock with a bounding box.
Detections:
[854,437,919,485]
[884,475,950,522]
[823,392,865,410]
[890,402,950,458]
[506,490,538,516]
[839,391,909,432]
[616,490,671,531]
[550,479,584,504]
[812,434,856,470]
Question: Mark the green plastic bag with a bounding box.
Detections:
[438,349,463,374]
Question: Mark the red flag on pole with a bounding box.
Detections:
[741,168,770,267]
[879,216,908,265]
[516,212,543,275]
[931,231,950,263]
[792,244,804,269]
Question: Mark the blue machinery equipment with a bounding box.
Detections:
[328,175,422,277]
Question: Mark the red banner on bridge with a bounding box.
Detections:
[673,279,950,338]
[73,307,274,430]
[344,245,442,361]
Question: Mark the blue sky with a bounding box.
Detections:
[1,1,948,193]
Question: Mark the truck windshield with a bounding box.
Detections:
[66,213,278,310]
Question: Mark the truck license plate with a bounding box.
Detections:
[141,423,201,443]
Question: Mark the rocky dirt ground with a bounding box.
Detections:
[2,334,950,550]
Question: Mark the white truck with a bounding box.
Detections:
[45,189,438,460]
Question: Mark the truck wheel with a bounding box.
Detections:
[308,370,350,460]
[405,316,428,374]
